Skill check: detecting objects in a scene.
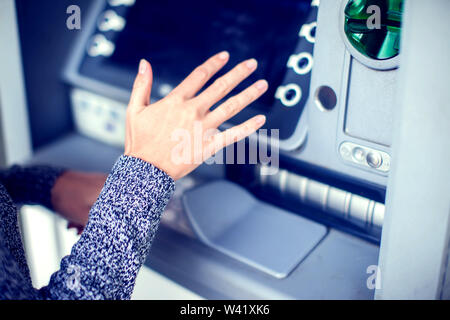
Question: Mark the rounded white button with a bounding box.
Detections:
[108,0,135,6]
[340,144,351,158]
[299,21,317,44]
[88,34,115,57]
[98,10,126,32]
[275,84,302,107]
[366,152,383,168]
[287,52,313,75]
[352,147,365,162]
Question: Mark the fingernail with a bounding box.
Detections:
[255,115,266,126]
[246,58,257,70]
[255,80,268,91]
[218,51,229,60]
[139,59,147,74]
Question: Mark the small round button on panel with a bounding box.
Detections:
[352,147,365,162]
[366,152,383,168]
[98,10,126,32]
[88,34,115,57]
[275,83,302,107]
[339,142,391,174]
[287,52,313,75]
[340,144,352,158]
[298,22,317,44]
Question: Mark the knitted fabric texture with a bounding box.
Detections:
[0,155,175,299]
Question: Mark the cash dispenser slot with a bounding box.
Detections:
[183,180,327,278]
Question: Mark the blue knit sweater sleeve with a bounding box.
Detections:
[0,164,64,208]
[37,155,175,300]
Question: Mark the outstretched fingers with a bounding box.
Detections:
[194,58,258,113]
[206,79,268,128]
[204,115,266,159]
[170,51,230,100]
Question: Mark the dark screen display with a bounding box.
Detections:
[109,0,311,106]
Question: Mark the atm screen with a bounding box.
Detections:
[76,0,316,140]
[109,0,311,107]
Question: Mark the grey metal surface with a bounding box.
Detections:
[344,59,396,147]
[283,0,398,188]
[0,0,32,166]
[16,0,93,149]
[443,251,450,300]
[376,0,450,300]
[259,165,385,228]
[183,180,327,278]
[147,226,379,299]
[27,133,122,172]
[64,0,132,105]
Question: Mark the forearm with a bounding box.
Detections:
[37,155,175,300]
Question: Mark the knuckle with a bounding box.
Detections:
[195,106,205,119]
[235,129,243,141]
[240,90,254,105]
[167,93,183,105]
[195,66,209,79]
[215,78,230,94]
[239,62,250,73]
[223,98,238,115]
[232,127,241,139]
[132,78,144,92]
[235,94,245,106]
[249,87,260,100]
[243,122,252,133]
[126,106,138,118]
[211,58,221,69]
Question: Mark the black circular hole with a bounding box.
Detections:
[285,88,297,101]
[315,86,337,111]
[298,57,308,68]
[310,25,316,38]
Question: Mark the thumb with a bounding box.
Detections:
[129,59,153,109]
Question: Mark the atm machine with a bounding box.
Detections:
[5,0,450,299]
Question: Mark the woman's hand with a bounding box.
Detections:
[51,171,107,233]
[124,52,268,180]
